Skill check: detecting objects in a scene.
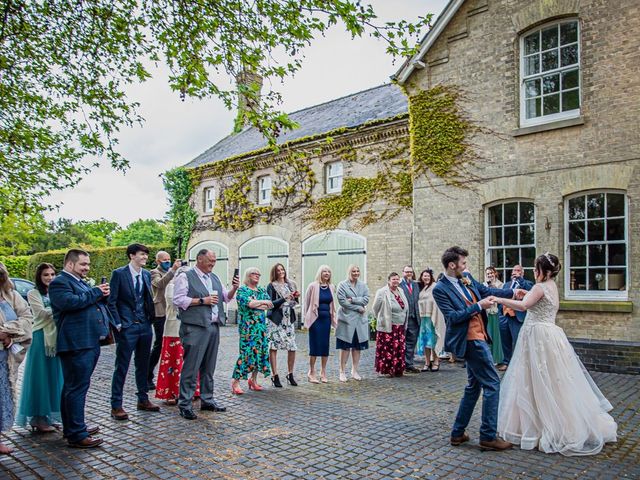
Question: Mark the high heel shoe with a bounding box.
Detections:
[271,375,283,388]
[286,373,298,386]
[248,378,263,391]
[231,380,244,395]
[339,371,348,382]
[320,373,328,383]
[307,372,320,384]
[30,424,56,433]
[351,370,362,381]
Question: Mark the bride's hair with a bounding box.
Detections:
[535,252,561,279]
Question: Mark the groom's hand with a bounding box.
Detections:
[478,297,495,310]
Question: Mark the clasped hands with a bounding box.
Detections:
[483,289,527,308]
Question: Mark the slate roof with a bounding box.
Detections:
[185,83,407,168]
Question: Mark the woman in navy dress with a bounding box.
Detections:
[303,265,336,383]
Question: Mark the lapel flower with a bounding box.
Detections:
[460,276,471,287]
[84,277,96,287]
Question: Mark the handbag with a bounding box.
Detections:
[99,326,115,346]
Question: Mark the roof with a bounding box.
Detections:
[185,83,407,168]
[393,0,464,85]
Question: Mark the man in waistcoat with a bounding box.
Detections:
[400,265,421,373]
[108,243,160,421]
[173,248,239,420]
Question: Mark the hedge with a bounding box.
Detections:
[26,245,176,283]
[0,256,30,278]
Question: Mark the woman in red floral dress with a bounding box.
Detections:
[372,272,409,377]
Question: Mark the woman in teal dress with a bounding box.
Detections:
[416,269,440,371]
[484,266,504,365]
[231,268,273,394]
[17,263,64,433]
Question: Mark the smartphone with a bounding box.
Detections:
[100,276,107,284]
[233,268,240,279]
[181,260,188,266]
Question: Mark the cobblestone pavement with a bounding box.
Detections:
[1,328,639,479]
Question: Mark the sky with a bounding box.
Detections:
[44,0,448,227]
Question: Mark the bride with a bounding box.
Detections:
[489,253,617,456]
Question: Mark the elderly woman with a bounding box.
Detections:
[416,268,440,372]
[231,268,273,394]
[0,262,33,454]
[335,265,369,382]
[484,266,504,366]
[155,266,200,405]
[16,263,63,433]
[372,272,408,377]
[266,263,299,388]
[303,265,336,384]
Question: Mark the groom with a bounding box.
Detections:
[433,246,524,451]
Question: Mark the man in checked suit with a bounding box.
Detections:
[108,243,160,420]
[400,265,421,373]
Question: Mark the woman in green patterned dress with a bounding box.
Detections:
[231,267,273,395]
[484,266,504,365]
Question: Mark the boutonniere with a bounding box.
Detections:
[460,276,471,287]
[84,278,96,287]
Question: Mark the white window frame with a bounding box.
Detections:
[564,190,628,300]
[326,161,343,194]
[484,200,537,282]
[203,187,215,213]
[257,175,272,205]
[520,19,581,127]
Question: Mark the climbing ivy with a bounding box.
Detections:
[162,167,198,257]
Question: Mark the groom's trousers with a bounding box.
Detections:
[452,340,500,441]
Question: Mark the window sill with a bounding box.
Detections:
[513,116,584,137]
[559,300,632,313]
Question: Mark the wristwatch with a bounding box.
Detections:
[198,297,204,305]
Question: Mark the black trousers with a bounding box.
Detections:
[147,316,166,383]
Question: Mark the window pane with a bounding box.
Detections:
[519,225,535,244]
[504,203,518,224]
[570,269,586,290]
[607,218,625,241]
[521,247,536,268]
[587,193,605,218]
[504,226,518,245]
[488,205,502,226]
[542,49,558,71]
[569,221,585,242]
[589,269,606,290]
[568,196,585,220]
[520,202,535,223]
[607,269,626,291]
[560,44,578,67]
[523,269,535,282]
[490,249,504,269]
[504,248,519,267]
[588,244,606,266]
[570,245,586,266]
[525,78,541,97]
[541,26,559,50]
[525,55,540,76]
[562,69,579,89]
[560,22,578,45]
[607,193,625,217]
[587,220,605,241]
[489,227,502,246]
[334,162,343,175]
[524,32,540,55]
[526,98,541,119]
[543,93,560,115]
[562,89,580,111]
[543,74,560,94]
[608,244,626,266]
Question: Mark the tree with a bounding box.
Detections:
[0,1,430,213]
[0,211,47,255]
[111,219,168,247]
[75,218,121,247]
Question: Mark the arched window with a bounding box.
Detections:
[239,237,288,286]
[188,241,229,286]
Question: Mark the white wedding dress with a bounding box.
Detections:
[498,281,617,456]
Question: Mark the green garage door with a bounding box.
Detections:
[188,241,229,287]
[239,237,288,287]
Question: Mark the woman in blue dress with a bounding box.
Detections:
[16,263,64,433]
[303,265,336,383]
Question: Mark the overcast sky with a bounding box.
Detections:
[44,0,448,226]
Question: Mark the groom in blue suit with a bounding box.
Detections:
[108,243,160,420]
[433,246,523,451]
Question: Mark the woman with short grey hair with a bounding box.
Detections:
[335,265,369,382]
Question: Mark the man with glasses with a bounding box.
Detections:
[400,265,421,373]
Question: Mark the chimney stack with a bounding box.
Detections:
[233,70,263,134]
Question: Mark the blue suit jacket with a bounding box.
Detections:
[399,279,420,320]
[432,273,513,359]
[49,272,111,353]
[499,277,534,323]
[108,266,154,329]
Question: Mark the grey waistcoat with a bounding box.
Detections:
[177,269,227,327]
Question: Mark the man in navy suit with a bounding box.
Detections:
[108,243,160,420]
[433,246,525,451]
[497,264,534,371]
[49,249,111,448]
[400,265,421,373]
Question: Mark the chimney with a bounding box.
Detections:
[233,70,263,134]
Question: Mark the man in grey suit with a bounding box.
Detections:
[172,249,239,420]
[400,265,421,373]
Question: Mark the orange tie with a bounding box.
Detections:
[503,306,516,317]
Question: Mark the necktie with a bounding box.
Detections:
[407,282,412,294]
[135,274,141,295]
[458,280,473,303]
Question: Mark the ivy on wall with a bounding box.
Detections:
[162,167,198,256]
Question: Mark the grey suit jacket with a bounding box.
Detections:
[400,279,420,320]
[335,279,370,343]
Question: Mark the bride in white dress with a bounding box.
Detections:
[490,253,617,456]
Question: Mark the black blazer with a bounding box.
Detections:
[108,266,154,329]
[266,283,298,326]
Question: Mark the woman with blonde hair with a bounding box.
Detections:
[303,265,336,383]
[0,262,33,454]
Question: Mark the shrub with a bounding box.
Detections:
[0,256,30,278]
[27,245,176,282]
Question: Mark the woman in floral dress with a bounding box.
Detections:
[231,268,273,394]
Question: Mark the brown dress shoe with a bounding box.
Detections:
[497,364,508,372]
[86,425,100,436]
[110,407,129,421]
[451,433,470,446]
[136,400,160,412]
[68,436,104,449]
[480,438,513,451]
